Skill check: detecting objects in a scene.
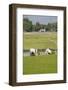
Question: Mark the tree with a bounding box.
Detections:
[32,25,36,32]
[23,18,57,32]
[23,18,32,32]
[46,23,51,31]
[46,22,57,32]
[35,22,41,32]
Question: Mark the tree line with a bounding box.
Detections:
[23,18,57,32]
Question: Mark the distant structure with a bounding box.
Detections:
[39,29,46,32]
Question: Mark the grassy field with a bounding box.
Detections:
[23,54,57,74]
[24,32,57,49]
[23,32,57,75]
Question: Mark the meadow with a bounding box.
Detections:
[23,55,57,74]
[23,32,57,75]
[24,32,57,49]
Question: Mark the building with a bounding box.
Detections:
[39,29,46,32]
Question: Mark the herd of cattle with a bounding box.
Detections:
[29,48,56,56]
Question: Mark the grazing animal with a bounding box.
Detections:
[45,48,52,55]
[30,48,38,56]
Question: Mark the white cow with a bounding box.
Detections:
[30,48,38,56]
[45,48,52,55]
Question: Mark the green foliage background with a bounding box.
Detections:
[23,18,57,32]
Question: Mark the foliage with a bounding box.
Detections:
[35,22,41,31]
[23,18,57,32]
[46,22,57,32]
[23,18,32,32]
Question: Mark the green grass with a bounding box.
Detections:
[23,32,57,75]
[24,32,57,49]
[23,54,57,75]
